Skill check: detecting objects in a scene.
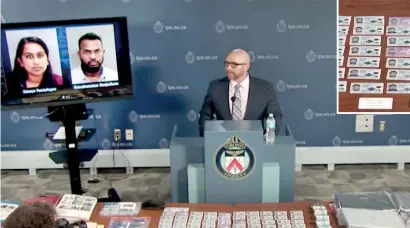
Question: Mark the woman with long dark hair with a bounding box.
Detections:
[12,36,63,89]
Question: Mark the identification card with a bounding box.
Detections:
[338,26,349,36]
[338,67,345,79]
[339,16,351,26]
[353,25,384,35]
[338,56,344,66]
[386,47,410,57]
[349,46,381,56]
[339,36,346,46]
[347,57,380,67]
[389,17,410,26]
[386,83,410,94]
[338,46,345,56]
[354,16,384,25]
[339,81,347,92]
[347,68,381,80]
[386,69,410,80]
[350,36,381,45]
[349,82,384,94]
[386,57,410,68]
[387,36,410,46]
[386,26,410,35]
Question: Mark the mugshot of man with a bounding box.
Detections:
[351,47,359,54]
[70,33,118,84]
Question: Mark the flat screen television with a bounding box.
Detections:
[1,17,132,109]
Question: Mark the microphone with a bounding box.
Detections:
[231,96,236,115]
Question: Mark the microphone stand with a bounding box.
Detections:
[230,96,236,116]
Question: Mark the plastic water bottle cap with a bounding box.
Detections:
[269,113,274,117]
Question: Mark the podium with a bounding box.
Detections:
[169,120,296,204]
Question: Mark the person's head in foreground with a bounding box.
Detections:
[2,201,57,228]
[224,49,251,82]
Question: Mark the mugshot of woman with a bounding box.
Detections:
[12,36,63,89]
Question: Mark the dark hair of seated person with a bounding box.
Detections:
[2,201,57,228]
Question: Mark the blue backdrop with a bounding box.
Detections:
[1,0,409,152]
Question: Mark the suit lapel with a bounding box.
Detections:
[222,79,233,120]
[243,76,255,119]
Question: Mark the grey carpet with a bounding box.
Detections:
[2,164,409,203]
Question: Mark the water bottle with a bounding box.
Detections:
[265,113,276,144]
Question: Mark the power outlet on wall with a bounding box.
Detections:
[355,115,374,133]
[114,129,121,141]
[125,129,134,141]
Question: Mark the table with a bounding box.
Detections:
[90,202,339,228]
[338,0,410,113]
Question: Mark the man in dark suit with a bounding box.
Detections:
[198,49,283,137]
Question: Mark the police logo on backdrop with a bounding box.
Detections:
[276,20,287,32]
[214,136,255,180]
[129,110,139,122]
[153,21,164,33]
[332,136,341,147]
[59,0,68,3]
[122,0,132,2]
[215,21,226,33]
[10,111,20,123]
[187,110,198,121]
[156,81,167,93]
[306,50,317,63]
[185,52,195,64]
[43,139,54,150]
[276,80,286,92]
[101,138,111,149]
[159,138,169,149]
[304,109,314,120]
[248,51,256,63]
[389,135,398,145]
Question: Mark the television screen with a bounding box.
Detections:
[1,17,132,108]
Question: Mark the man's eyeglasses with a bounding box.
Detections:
[224,61,247,68]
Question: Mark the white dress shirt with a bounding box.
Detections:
[229,75,250,120]
[70,66,119,84]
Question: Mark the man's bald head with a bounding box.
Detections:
[225,49,251,81]
[227,49,251,64]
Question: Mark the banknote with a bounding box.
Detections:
[338,56,344,66]
[339,16,351,26]
[354,16,384,26]
[349,83,384,94]
[338,67,345,79]
[386,69,410,80]
[338,81,347,92]
[387,36,410,46]
[339,36,346,46]
[386,26,410,35]
[386,58,410,68]
[350,36,381,46]
[389,17,410,26]
[347,57,380,68]
[349,46,381,56]
[385,47,410,57]
[347,68,381,80]
[353,25,384,35]
[338,26,349,36]
[338,46,345,56]
[386,83,410,94]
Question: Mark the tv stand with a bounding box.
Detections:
[48,103,89,195]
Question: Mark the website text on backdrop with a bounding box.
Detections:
[169,49,295,204]
[70,32,118,84]
[198,49,283,137]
